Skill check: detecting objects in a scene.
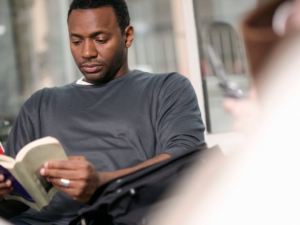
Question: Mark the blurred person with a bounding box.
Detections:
[0,0,205,224]
[151,28,300,225]
[147,1,300,224]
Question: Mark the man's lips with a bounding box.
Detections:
[81,64,103,73]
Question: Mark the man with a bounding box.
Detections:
[0,0,205,224]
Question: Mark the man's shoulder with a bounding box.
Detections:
[133,69,185,78]
[23,84,74,110]
[131,70,189,85]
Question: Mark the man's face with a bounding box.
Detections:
[68,7,132,84]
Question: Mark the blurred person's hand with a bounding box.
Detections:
[0,174,13,202]
[223,88,259,132]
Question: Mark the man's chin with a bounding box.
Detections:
[82,73,108,84]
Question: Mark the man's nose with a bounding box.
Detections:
[82,39,97,59]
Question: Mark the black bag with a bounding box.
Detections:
[70,144,223,225]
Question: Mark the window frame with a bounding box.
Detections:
[182,0,243,153]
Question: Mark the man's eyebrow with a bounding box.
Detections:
[70,33,82,38]
[70,31,111,38]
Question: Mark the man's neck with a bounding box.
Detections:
[83,64,130,85]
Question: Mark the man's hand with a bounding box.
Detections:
[40,153,171,203]
[40,156,100,203]
[0,174,13,201]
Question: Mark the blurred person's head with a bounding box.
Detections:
[242,0,300,88]
[67,0,134,84]
[242,0,284,86]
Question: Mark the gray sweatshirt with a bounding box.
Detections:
[5,70,205,224]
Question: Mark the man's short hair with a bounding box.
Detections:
[68,0,130,34]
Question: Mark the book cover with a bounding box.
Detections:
[0,165,34,203]
[0,142,4,155]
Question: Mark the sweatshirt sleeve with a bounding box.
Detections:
[5,106,37,158]
[5,92,41,159]
[156,73,205,156]
[0,98,40,218]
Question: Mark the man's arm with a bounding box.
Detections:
[99,153,171,184]
[0,102,37,218]
[41,153,171,203]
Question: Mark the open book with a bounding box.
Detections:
[0,137,68,211]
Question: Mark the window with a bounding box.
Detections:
[127,0,190,78]
[193,0,257,133]
[0,0,77,147]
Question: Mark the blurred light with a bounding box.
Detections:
[0,25,6,36]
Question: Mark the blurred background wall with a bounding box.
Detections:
[0,0,265,146]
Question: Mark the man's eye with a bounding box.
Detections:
[96,39,107,44]
[72,41,81,45]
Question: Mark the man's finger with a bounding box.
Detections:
[0,180,12,189]
[0,187,13,195]
[52,183,77,196]
[51,183,89,202]
[68,156,87,161]
[52,183,91,203]
[43,160,82,170]
[40,168,81,179]
[47,177,77,189]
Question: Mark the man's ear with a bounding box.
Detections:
[124,25,134,48]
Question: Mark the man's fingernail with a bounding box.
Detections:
[40,168,45,175]
[44,162,48,168]
[6,180,11,187]
[0,175,4,181]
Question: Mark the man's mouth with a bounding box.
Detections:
[81,64,103,73]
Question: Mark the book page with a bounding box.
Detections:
[15,137,63,162]
[0,155,15,168]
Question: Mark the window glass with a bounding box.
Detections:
[193,0,257,133]
[127,0,190,78]
[0,0,77,147]
[0,0,20,120]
